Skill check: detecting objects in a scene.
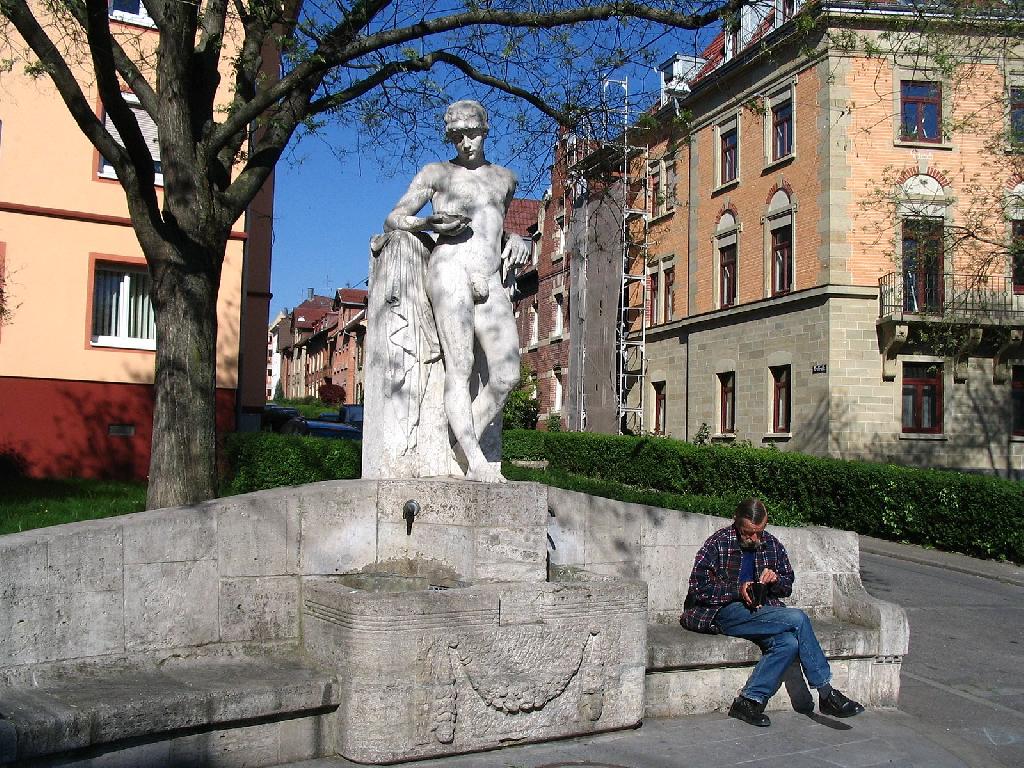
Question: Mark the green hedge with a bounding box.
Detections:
[502,430,1024,562]
[503,464,811,527]
[501,429,547,461]
[223,432,361,494]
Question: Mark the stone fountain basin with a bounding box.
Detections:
[302,571,647,764]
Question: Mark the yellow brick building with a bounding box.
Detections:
[567,1,1024,476]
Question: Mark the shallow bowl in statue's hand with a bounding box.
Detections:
[432,212,471,227]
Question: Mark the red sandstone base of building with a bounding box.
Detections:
[0,377,236,481]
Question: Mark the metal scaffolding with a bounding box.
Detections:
[604,79,650,435]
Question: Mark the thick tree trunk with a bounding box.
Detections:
[146,246,222,509]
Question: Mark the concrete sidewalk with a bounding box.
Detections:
[288,709,975,767]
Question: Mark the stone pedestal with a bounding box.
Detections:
[298,479,647,763]
[303,576,647,764]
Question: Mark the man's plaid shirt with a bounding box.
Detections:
[680,524,795,633]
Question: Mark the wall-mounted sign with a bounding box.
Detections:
[812,363,827,374]
[108,424,136,437]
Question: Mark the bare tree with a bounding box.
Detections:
[0,0,742,508]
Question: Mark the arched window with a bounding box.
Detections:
[715,211,739,308]
[898,174,950,313]
[765,189,794,296]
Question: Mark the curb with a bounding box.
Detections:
[859,535,1024,588]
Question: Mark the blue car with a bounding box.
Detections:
[281,416,361,441]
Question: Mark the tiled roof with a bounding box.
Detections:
[692,8,779,85]
[292,308,331,330]
[294,295,334,311]
[694,35,725,80]
[292,296,333,329]
[334,287,368,306]
[505,198,541,237]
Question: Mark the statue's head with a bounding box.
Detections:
[444,100,489,140]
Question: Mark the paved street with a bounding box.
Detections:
[858,551,1024,768]
[285,541,1024,768]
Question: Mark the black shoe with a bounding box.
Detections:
[729,696,771,727]
[819,689,865,718]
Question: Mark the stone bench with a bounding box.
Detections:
[0,654,339,766]
[545,487,910,717]
[0,481,385,767]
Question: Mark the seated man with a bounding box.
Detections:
[681,497,865,727]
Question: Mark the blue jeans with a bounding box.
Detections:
[714,602,832,705]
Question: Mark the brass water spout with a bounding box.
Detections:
[403,500,420,535]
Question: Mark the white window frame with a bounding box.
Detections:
[553,369,563,413]
[763,82,797,168]
[552,292,564,338]
[99,93,163,186]
[776,0,799,26]
[91,263,156,350]
[109,0,156,27]
[553,214,566,261]
[529,301,539,346]
[649,156,677,218]
[714,114,740,190]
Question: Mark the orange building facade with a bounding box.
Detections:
[0,11,274,480]
[565,1,1024,476]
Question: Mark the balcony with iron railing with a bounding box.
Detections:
[878,271,1024,322]
[878,271,1024,382]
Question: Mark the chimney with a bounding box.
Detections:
[307,288,314,300]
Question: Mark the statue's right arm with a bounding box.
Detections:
[384,167,437,233]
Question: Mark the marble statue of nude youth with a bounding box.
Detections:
[384,100,529,482]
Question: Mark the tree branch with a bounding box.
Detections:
[195,0,229,128]
[334,1,743,66]
[59,0,158,115]
[209,0,742,157]
[220,82,318,217]
[83,0,158,200]
[307,50,566,123]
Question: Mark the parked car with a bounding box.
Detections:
[339,404,364,429]
[316,411,343,423]
[280,416,362,441]
[262,405,300,432]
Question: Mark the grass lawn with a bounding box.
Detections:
[0,477,147,535]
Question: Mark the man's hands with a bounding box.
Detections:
[739,581,756,607]
[740,568,778,608]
